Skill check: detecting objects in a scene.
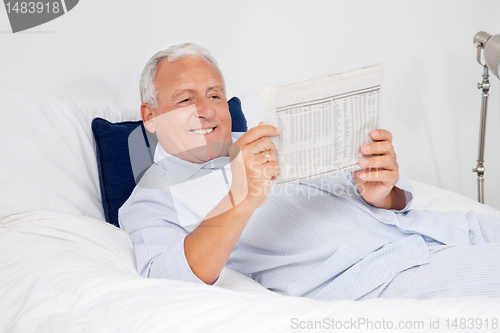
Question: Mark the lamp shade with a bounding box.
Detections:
[474,31,500,79]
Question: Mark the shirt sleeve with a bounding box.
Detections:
[118,188,212,285]
[392,176,414,213]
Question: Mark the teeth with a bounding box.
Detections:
[192,128,214,135]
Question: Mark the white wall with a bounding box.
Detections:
[1,0,500,208]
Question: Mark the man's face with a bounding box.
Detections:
[142,56,232,164]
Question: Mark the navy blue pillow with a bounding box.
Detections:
[92,97,247,227]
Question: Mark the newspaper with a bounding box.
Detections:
[263,64,383,187]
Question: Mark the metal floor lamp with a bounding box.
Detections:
[472,31,500,203]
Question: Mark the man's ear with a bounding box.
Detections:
[141,103,156,133]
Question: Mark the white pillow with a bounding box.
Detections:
[0,87,141,220]
[411,180,500,217]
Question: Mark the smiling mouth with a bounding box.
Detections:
[190,127,215,135]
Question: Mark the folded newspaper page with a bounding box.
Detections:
[263,63,383,187]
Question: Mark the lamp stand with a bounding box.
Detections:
[472,65,490,204]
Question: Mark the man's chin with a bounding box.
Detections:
[175,142,232,164]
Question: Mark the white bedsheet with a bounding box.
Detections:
[1,181,500,332]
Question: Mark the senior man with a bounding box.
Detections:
[119,43,500,301]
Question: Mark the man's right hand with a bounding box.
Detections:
[229,124,281,209]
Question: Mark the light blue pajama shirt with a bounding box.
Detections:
[119,133,500,301]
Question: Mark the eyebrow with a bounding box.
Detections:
[171,85,225,100]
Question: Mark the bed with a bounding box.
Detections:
[2,86,500,333]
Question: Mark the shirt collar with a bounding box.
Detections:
[153,133,243,180]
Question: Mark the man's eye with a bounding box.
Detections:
[210,95,221,100]
[179,98,191,104]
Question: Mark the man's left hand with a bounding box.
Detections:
[351,129,406,210]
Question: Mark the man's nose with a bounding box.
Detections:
[195,98,215,119]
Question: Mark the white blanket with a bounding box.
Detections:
[2,180,500,332]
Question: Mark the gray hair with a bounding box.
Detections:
[140,42,223,109]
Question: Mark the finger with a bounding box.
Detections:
[358,155,398,170]
[370,129,393,143]
[360,140,395,157]
[262,162,280,179]
[357,169,399,186]
[257,150,277,164]
[249,136,278,155]
[236,125,281,146]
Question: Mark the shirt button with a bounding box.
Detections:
[380,218,389,223]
